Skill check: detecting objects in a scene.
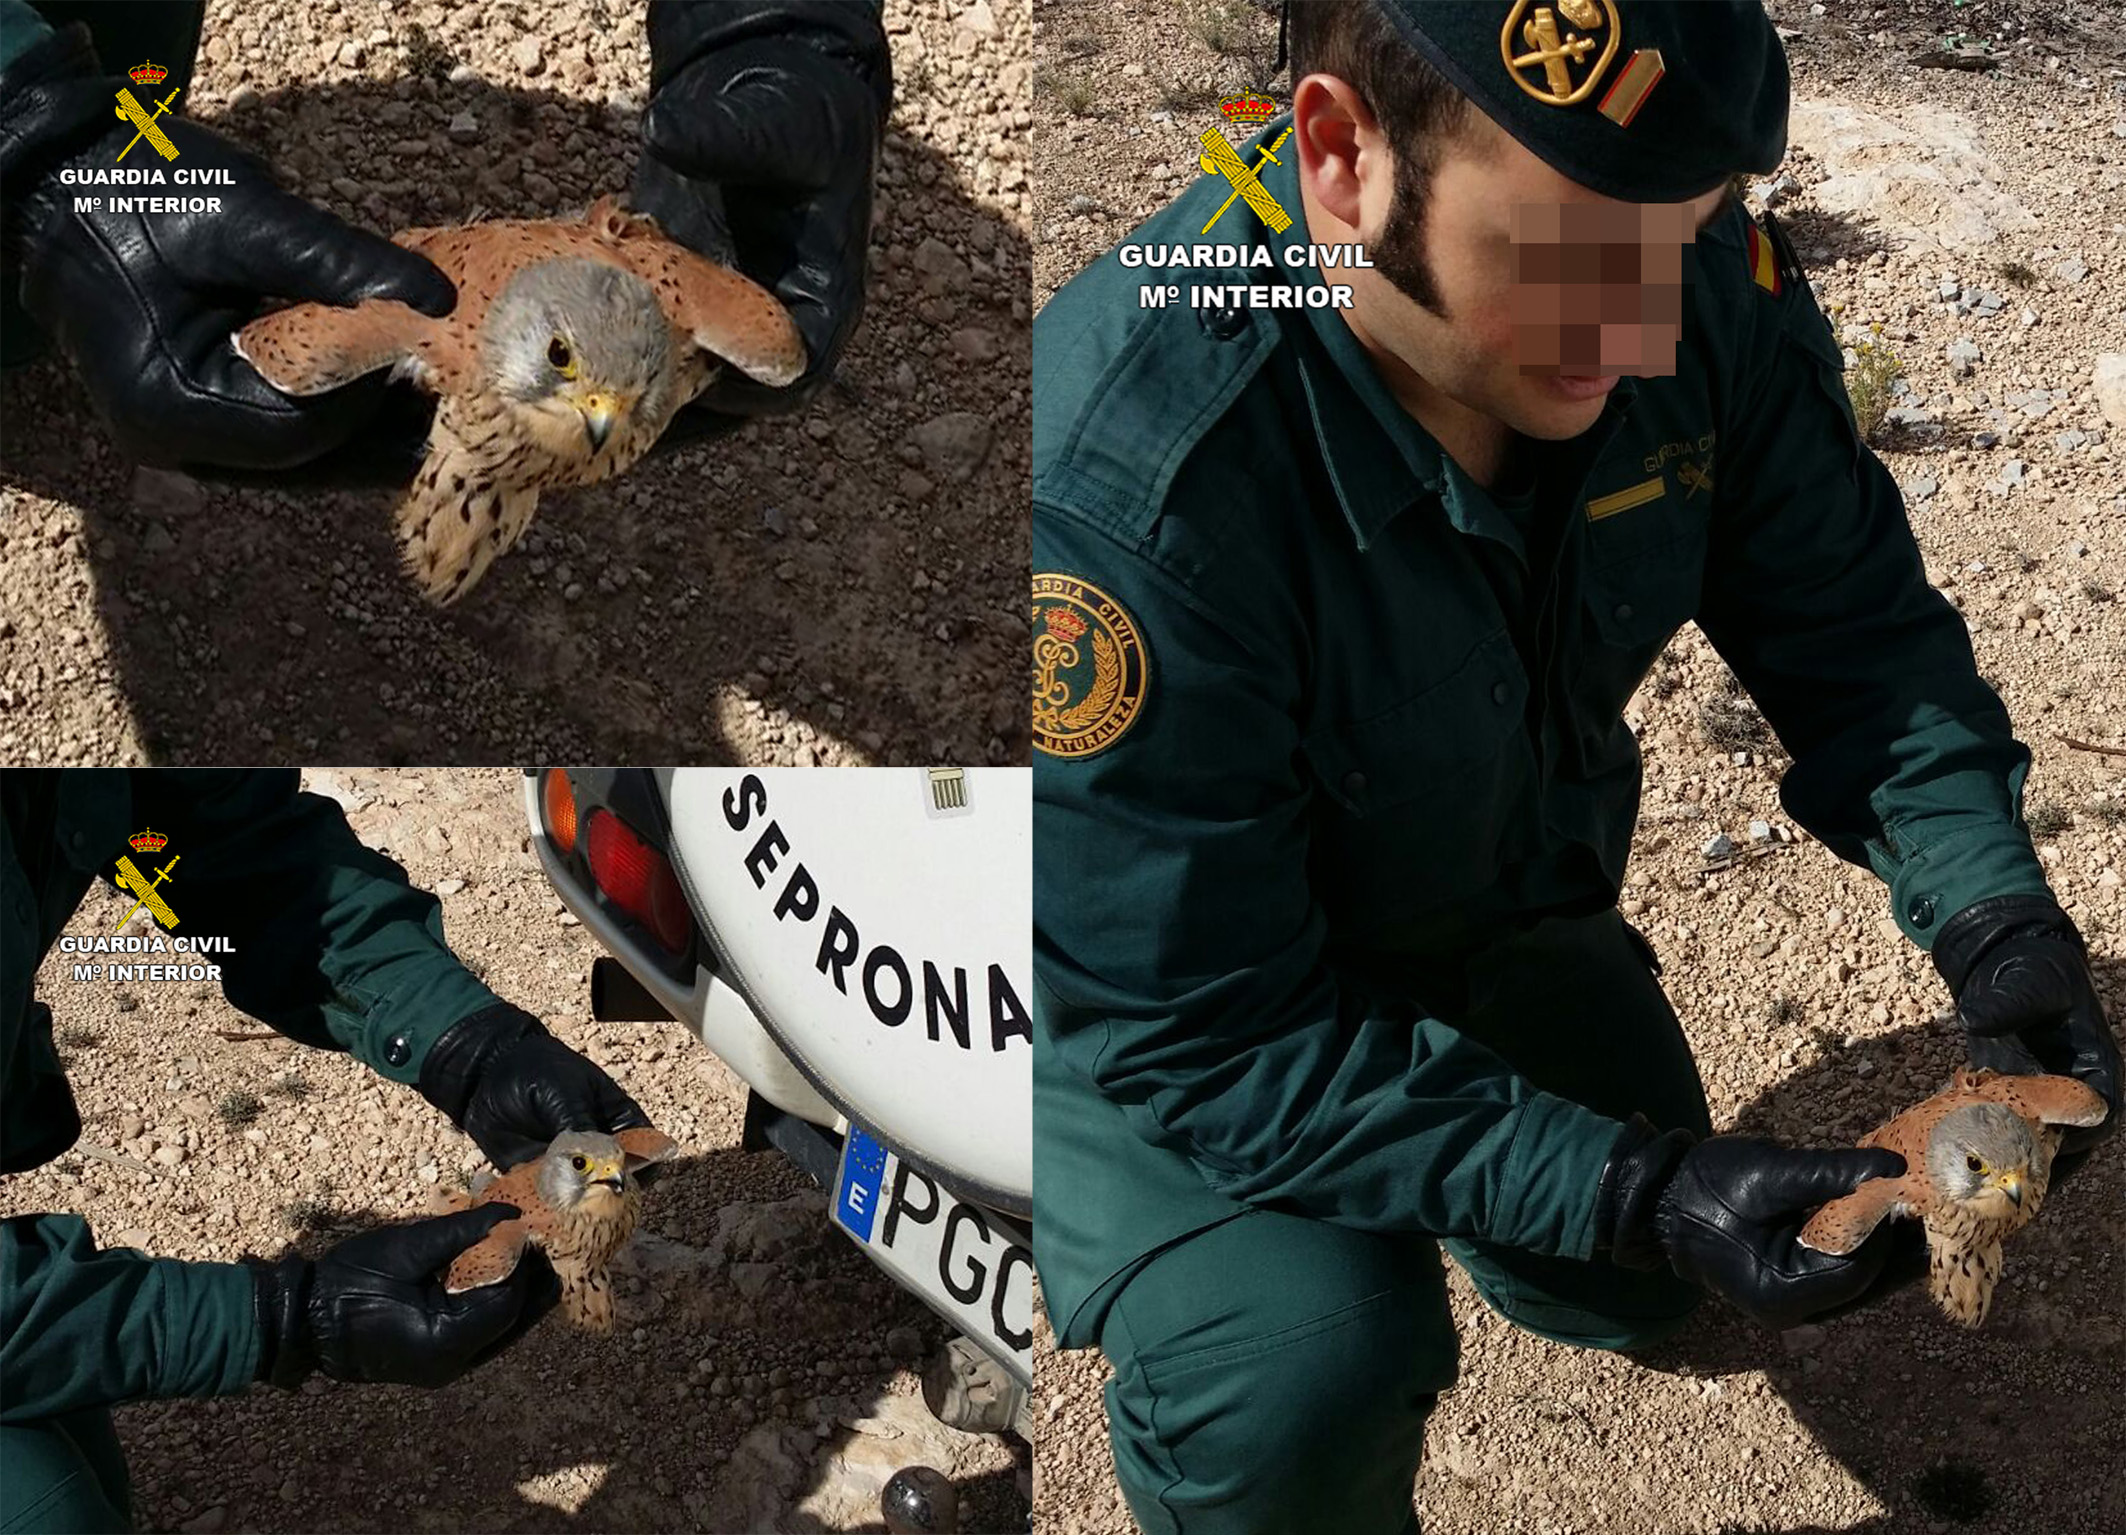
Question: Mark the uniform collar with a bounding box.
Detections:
[1255,137,1640,556]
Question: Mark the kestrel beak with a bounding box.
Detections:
[593,1161,624,1192]
[575,391,623,453]
[1994,1170,2024,1207]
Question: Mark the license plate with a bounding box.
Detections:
[833,1125,1033,1387]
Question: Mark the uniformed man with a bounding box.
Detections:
[1,770,657,1534]
[1030,5,2121,1532]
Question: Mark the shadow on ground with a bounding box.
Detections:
[0,69,1029,767]
[1634,956,2126,1534]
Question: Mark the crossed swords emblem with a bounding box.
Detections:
[114,84,183,162]
[1196,125,1293,235]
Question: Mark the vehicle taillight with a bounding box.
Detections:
[584,810,691,954]
[543,769,578,856]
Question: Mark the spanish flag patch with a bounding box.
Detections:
[1744,219,1783,297]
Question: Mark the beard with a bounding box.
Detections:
[1368,156,1449,319]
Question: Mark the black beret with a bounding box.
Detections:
[1371,1,1790,203]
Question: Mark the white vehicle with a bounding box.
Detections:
[523,767,1033,1451]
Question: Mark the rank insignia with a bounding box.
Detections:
[1502,0,1623,109]
[1032,574,1149,760]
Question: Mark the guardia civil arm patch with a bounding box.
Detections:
[1032,573,1150,759]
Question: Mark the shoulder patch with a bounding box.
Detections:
[1743,217,1783,297]
[1032,573,1150,759]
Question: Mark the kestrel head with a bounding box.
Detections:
[535,1130,632,1211]
[1927,1101,2039,1215]
[484,258,677,460]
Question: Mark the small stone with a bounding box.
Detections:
[1855,1058,1877,1079]
[1702,834,1735,859]
[2019,601,2045,621]
[1972,431,2001,450]
[2094,355,2126,432]
[1748,820,1773,843]
[761,505,790,538]
[2020,307,2040,329]
[1905,476,1938,501]
[511,37,544,75]
[2055,430,2088,452]
[2053,256,2089,284]
[435,878,464,897]
[1998,460,2026,487]
[1782,1325,1827,1355]
[417,1161,439,1185]
[152,1145,185,1167]
[1946,338,1982,376]
[447,111,479,144]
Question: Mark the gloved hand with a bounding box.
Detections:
[1932,894,2121,1166]
[632,0,892,446]
[1596,1115,1909,1329]
[418,1004,655,1176]
[0,23,452,477]
[248,1205,559,1388]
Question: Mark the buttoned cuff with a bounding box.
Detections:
[1880,821,2053,950]
[1487,1093,1633,1262]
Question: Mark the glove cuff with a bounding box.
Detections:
[246,1257,316,1389]
[1593,1113,1694,1271]
[416,1003,549,1127]
[0,24,112,203]
[1931,894,2081,993]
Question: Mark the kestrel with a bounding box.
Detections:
[234,197,805,605]
[1798,1067,2106,1326]
[435,1126,678,1333]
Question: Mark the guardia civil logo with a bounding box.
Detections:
[113,827,180,931]
[1032,574,1149,759]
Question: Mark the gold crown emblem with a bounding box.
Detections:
[128,827,168,854]
[1043,607,1089,643]
[1218,93,1277,127]
[128,60,169,86]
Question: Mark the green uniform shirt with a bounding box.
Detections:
[1031,131,2051,1344]
[1,769,505,1421]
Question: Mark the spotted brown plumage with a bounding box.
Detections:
[435,1126,678,1333]
[1798,1067,2105,1325]
[234,198,805,604]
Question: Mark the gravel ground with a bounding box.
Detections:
[3,768,1030,1533]
[0,0,1032,769]
[1030,3,2126,1532]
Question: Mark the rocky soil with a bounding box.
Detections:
[3,769,1029,1533]
[1030,2,2126,1532]
[0,0,1032,769]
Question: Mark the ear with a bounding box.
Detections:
[616,1126,678,1174]
[1290,71,1379,236]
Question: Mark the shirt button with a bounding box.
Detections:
[1341,770,1367,798]
[1907,895,1936,928]
[1614,603,1635,623]
[1491,681,1511,706]
[384,1034,412,1067]
[1200,306,1248,341]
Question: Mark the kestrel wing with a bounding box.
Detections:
[1798,1173,1926,1255]
[609,220,807,387]
[1978,1072,2108,1128]
[233,299,431,395]
[616,1126,678,1175]
[444,1215,531,1293]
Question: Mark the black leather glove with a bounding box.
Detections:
[632,0,891,446]
[1933,894,2121,1165]
[248,1205,559,1388]
[0,24,452,476]
[418,1004,655,1176]
[1595,1115,1909,1329]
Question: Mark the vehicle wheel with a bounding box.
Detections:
[921,1334,1024,1435]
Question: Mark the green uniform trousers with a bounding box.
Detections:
[1092,910,1714,1535]
[0,1407,131,1534]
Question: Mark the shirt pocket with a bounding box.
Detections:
[1298,628,1534,928]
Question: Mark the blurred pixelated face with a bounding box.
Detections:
[1344,119,1726,442]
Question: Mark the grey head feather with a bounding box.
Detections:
[483,258,674,411]
[534,1129,629,1210]
[1925,1101,2038,1203]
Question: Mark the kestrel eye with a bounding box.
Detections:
[1966,1154,1983,1172]
[570,1154,587,1171]
[547,336,575,375]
